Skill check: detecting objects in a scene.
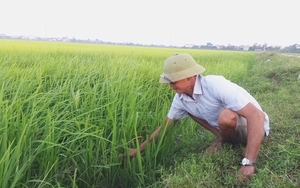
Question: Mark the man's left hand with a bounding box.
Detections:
[238,165,255,181]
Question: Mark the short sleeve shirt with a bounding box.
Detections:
[167,75,270,135]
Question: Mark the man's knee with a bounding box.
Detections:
[218,109,237,129]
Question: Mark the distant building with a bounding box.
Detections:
[216,45,222,49]
[184,44,195,48]
[242,45,250,51]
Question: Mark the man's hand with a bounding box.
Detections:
[129,148,137,157]
[119,148,137,158]
[238,166,255,181]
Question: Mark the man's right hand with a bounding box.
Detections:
[119,148,137,158]
[129,148,137,157]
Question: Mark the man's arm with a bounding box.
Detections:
[188,114,222,151]
[236,102,265,180]
[128,117,177,157]
[189,114,221,139]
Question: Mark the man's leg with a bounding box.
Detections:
[218,109,240,144]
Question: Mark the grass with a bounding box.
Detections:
[0,40,299,187]
[155,52,300,188]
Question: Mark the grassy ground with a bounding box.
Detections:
[151,52,300,188]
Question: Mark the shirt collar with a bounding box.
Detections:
[193,75,203,95]
[179,75,203,100]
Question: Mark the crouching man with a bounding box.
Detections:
[127,53,270,181]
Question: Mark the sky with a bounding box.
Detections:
[0,0,299,47]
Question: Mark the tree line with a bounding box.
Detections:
[1,34,299,53]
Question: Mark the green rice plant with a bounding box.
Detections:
[0,40,257,187]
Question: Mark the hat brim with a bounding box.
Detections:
[159,64,205,84]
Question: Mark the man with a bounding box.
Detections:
[128,53,270,180]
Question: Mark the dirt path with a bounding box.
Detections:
[281,53,300,58]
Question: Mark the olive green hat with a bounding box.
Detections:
[159,53,206,83]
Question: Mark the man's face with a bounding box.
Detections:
[169,78,193,94]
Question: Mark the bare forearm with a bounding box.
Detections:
[139,126,162,151]
[189,114,221,139]
[139,118,176,152]
[237,103,266,162]
[245,112,265,162]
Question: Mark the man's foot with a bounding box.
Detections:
[206,139,222,152]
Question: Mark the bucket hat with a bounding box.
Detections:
[159,53,206,83]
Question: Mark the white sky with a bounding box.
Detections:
[0,0,299,47]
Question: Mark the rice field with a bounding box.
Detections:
[0,40,256,187]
